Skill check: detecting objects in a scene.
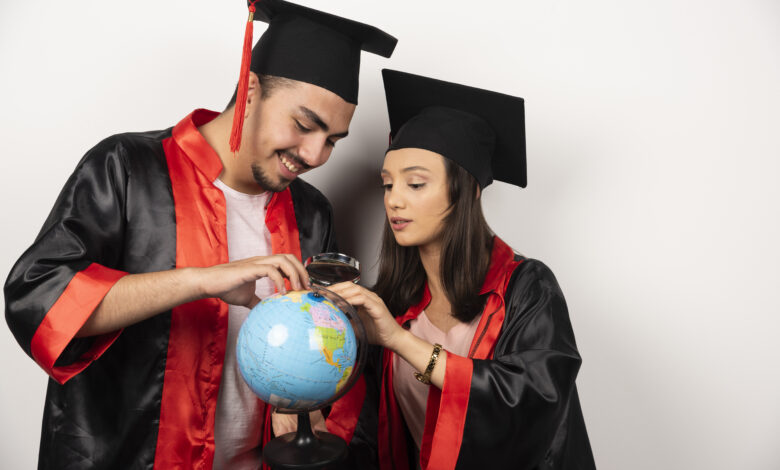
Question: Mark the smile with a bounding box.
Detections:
[279,153,301,174]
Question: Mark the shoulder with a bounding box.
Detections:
[498,256,579,354]
[288,178,334,216]
[507,257,562,294]
[502,256,568,320]
[77,128,172,171]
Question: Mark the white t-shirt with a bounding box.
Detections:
[212,179,276,470]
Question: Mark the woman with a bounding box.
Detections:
[326,70,595,470]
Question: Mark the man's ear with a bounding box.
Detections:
[475,185,482,199]
[244,72,262,118]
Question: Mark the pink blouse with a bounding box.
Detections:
[392,311,482,450]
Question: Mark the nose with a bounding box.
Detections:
[297,135,331,169]
[384,184,404,210]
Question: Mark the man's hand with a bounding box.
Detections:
[271,409,328,436]
[196,254,311,308]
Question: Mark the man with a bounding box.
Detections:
[3,1,396,469]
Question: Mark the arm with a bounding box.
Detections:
[330,261,589,469]
[327,283,446,386]
[77,254,310,337]
[4,138,310,383]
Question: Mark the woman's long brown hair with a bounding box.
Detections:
[374,158,494,322]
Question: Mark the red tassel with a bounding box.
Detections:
[229,2,257,153]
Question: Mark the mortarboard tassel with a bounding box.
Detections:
[229,1,258,153]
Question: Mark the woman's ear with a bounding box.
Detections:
[475,185,481,200]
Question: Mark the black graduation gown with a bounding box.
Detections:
[4,109,337,469]
[327,237,596,470]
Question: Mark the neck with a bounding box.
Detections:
[418,241,444,298]
[199,107,265,194]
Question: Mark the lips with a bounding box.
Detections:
[390,217,411,230]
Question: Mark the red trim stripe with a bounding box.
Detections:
[415,237,522,470]
[421,354,473,470]
[325,375,366,442]
[379,347,410,470]
[155,111,306,468]
[30,263,126,384]
[155,132,230,469]
[266,188,302,261]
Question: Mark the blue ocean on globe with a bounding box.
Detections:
[236,290,358,410]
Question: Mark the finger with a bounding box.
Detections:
[283,254,310,289]
[260,266,287,294]
[327,282,362,299]
[247,294,261,310]
[271,257,305,291]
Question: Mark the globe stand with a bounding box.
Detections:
[262,412,347,470]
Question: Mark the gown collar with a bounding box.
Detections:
[171,109,224,182]
[395,236,517,326]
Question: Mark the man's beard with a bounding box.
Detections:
[251,150,310,192]
[251,163,291,193]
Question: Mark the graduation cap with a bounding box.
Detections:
[383,69,526,188]
[230,0,397,152]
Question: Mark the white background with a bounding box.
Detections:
[1,1,779,468]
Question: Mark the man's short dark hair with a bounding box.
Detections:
[225,74,298,110]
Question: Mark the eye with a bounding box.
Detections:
[382,183,393,191]
[409,183,426,190]
[294,120,310,132]
[326,139,336,148]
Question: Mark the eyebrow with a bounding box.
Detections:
[299,106,349,139]
[381,166,432,175]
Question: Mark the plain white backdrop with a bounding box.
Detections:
[1,1,779,468]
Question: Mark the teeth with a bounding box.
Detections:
[280,155,300,173]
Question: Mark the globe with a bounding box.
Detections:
[236,289,363,411]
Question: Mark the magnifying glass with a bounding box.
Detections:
[304,252,360,287]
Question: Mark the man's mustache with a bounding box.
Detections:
[279,150,312,171]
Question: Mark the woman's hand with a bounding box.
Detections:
[327,282,407,351]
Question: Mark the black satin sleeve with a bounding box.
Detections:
[4,136,131,362]
[457,259,595,470]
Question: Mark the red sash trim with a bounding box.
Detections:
[389,236,522,470]
[326,375,366,442]
[30,263,126,384]
[379,347,411,470]
[155,110,305,469]
[155,116,229,469]
[266,189,302,261]
[421,354,473,470]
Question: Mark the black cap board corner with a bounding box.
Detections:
[382,69,527,189]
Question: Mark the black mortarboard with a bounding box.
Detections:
[230,0,397,152]
[383,69,527,188]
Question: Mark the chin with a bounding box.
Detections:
[251,166,292,192]
[392,232,421,248]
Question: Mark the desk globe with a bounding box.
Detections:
[237,276,365,469]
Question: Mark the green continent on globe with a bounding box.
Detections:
[336,366,353,393]
[315,326,347,370]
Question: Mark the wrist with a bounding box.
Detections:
[182,267,208,300]
[387,327,411,354]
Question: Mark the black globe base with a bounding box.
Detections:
[262,412,348,470]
